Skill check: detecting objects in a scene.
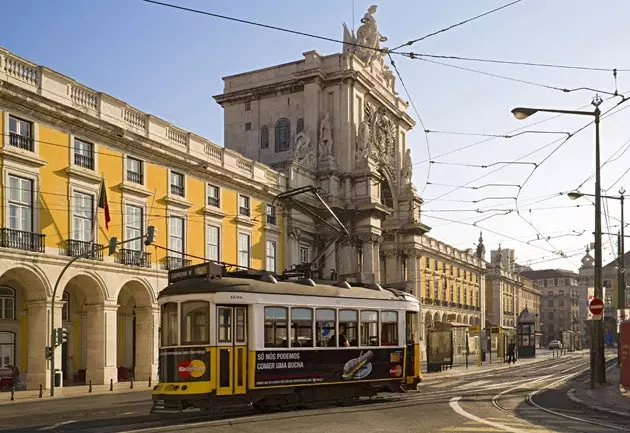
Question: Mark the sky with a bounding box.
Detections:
[2,0,630,272]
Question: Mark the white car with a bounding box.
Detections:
[548,340,563,350]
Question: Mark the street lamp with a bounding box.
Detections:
[512,95,606,387]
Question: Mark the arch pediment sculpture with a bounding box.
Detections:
[293,129,316,169]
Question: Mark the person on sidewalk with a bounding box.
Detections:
[507,341,516,364]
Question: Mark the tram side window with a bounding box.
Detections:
[181,301,210,345]
[316,309,336,347]
[360,310,379,346]
[339,309,358,347]
[264,307,288,348]
[381,311,398,346]
[161,303,178,346]
[291,308,313,347]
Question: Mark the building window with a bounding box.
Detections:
[169,216,185,257]
[299,246,309,264]
[207,184,220,207]
[170,171,185,196]
[126,157,143,184]
[0,331,15,368]
[125,204,143,251]
[266,240,277,273]
[0,287,15,320]
[238,195,250,217]
[73,191,94,242]
[206,225,220,261]
[266,204,276,225]
[275,118,291,152]
[7,175,33,233]
[238,233,250,269]
[8,116,33,151]
[296,118,304,134]
[260,125,269,149]
[73,138,94,170]
[245,122,251,131]
[245,101,251,111]
[62,291,70,322]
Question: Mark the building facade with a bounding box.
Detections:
[0,47,287,389]
[486,247,542,330]
[520,269,579,345]
[212,6,486,346]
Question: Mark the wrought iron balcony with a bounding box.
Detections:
[74,153,94,170]
[170,184,184,196]
[9,133,34,152]
[0,228,45,252]
[126,170,143,184]
[65,239,103,261]
[164,256,191,270]
[119,248,151,268]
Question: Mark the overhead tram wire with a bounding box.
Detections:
[390,0,524,51]
[140,0,392,55]
[387,53,432,195]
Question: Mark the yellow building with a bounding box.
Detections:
[0,47,286,390]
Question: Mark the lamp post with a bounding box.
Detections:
[512,95,606,386]
[569,187,625,365]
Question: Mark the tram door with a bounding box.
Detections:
[216,305,248,396]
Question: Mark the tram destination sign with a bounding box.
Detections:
[168,262,222,284]
[253,348,405,387]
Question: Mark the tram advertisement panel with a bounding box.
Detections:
[254,348,404,387]
[159,347,211,383]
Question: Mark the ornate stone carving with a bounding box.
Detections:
[318,113,333,158]
[355,105,397,171]
[293,129,316,169]
[342,5,388,67]
[356,119,370,163]
[402,148,412,184]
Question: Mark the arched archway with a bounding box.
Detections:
[116,279,157,382]
[61,272,106,386]
[0,265,51,389]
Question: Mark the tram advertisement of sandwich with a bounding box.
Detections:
[254,348,405,387]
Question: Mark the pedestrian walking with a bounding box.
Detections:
[507,341,516,364]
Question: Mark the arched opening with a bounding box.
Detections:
[379,171,394,208]
[433,311,441,324]
[117,280,155,382]
[0,266,49,389]
[61,273,105,386]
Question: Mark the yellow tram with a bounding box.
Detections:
[152,262,422,411]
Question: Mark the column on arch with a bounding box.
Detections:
[85,302,118,385]
[134,306,159,382]
[26,300,50,390]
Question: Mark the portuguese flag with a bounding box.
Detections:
[98,178,111,230]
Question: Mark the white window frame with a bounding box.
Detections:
[124,203,144,251]
[125,156,144,185]
[72,137,95,171]
[8,115,33,152]
[238,195,251,217]
[72,190,95,242]
[3,111,40,156]
[207,184,220,208]
[299,245,309,264]
[62,291,70,322]
[7,174,34,233]
[169,170,185,197]
[237,232,251,269]
[266,239,277,273]
[266,204,276,225]
[206,224,221,262]
[0,286,15,320]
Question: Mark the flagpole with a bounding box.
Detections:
[93,174,104,246]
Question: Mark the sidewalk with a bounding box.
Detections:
[567,362,630,417]
[0,380,152,405]
[423,349,585,380]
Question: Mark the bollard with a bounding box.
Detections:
[130,377,134,389]
[109,378,113,391]
[89,380,92,393]
[39,384,43,398]
[148,376,152,388]
[10,386,15,401]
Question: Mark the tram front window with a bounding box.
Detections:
[381,311,398,345]
[161,303,178,346]
[181,301,209,345]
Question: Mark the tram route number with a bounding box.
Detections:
[256,351,304,369]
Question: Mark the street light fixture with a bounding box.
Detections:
[512,95,605,387]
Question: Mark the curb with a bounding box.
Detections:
[566,387,630,418]
[424,355,557,380]
[0,385,151,406]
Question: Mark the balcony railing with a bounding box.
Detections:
[119,248,151,268]
[207,196,219,207]
[239,206,250,217]
[9,133,34,152]
[74,153,94,170]
[164,256,191,270]
[126,170,143,184]
[65,239,103,261]
[170,184,184,196]
[0,228,45,252]
[266,213,277,225]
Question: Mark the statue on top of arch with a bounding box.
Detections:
[342,5,388,67]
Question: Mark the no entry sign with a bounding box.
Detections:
[589,298,604,317]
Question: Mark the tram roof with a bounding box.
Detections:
[158,276,414,302]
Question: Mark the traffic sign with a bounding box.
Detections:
[589,298,604,319]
